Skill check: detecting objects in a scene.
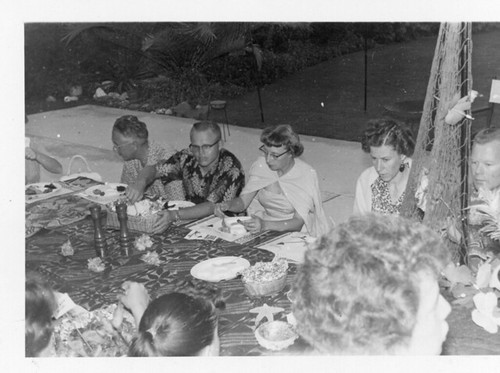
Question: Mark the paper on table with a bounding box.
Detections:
[53,292,88,319]
[184,215,253,242]
[257,232,317,263]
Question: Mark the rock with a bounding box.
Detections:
[119,92,129,100]
[46,95,57,102]
[108,92,121,99]
[171,101,208,120]
[69,85,83,97]
[64,96,79,103]
[93,88,107,99]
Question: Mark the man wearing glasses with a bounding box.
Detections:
[127,120,245,233]
[112,115,185,201]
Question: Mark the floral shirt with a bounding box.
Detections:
[371,177,405,215]
[121,141,185,200]
[157,148,245,204]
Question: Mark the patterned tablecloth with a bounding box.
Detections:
[25,195,500,356]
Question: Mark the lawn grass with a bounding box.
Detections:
[221,29,500,142]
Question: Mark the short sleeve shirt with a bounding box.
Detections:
[121,141,184,200]
[156,148,245,204]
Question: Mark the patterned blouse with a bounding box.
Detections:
[371,177,405,215]
[157,148,245,204]
[121,141,185,200]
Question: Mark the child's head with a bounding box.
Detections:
[25,273,56,357]
[129,292,219,356]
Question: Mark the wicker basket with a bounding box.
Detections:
[105,209,161,233]
[254,321,298,351]
[243,273,287,298]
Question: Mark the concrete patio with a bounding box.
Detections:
[26,105,371,224]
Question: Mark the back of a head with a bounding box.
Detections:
[128,292,218,357]
[25,273,56,357]
[292,213,449,354]
[361,119,415,156]
[113,115,149,141]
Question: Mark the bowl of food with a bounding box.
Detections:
[254,320,298,351]
[241,258,288,298]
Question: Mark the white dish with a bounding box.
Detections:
[25,182,62,196]
[82,183,127,202]
[190,256,250,282]
[165,200,196,210]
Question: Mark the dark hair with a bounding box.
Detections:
[473,126,500,145]
[25,273,56,357]
[260,124,304,157]
[190,120,222,141]
[292,213,449,354]
[128,293,218,357]
[113,115,149,141]
[361,119,415,156]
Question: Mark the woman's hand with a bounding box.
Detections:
[241,214,265,233]
[126,180,146,204]
[119,281,150,326]
[152,210,173,234]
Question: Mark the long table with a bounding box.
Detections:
[25,194,500,356]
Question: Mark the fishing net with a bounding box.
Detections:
[400,23,473,263]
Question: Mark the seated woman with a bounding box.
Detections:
[215,124,330,237]
[353,119,415,215]
[26,272,56,357]
[119,282,219,356]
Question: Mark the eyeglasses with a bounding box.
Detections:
[259,145,290,160]
[189,139,220,153]
[113,141,134,152]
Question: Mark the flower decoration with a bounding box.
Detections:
[140,251,160,266]
[87,257,105,272]
[134,234,153,251]
[249,303,284,327]
[442,258,500,333]
[61,239,74,256]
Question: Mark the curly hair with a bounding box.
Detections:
[361,119,415,156]
[473,126,500,145]
[26,272,56,357]
[292,213,449,354]
[113,115,149,142]
[128,293,218,357]
[260,124,304,157]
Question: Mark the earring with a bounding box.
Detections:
[399,163,406,172]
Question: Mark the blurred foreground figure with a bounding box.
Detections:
[292,213,451,355]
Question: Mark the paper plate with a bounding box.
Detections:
[25,182,62,196]
[190,256,250,282]
[165,200,196,210]
[82,183,127,203]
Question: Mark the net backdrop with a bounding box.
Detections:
[400,23,473,263]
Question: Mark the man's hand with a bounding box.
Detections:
[126,180,146,204]
[152,210,174,234]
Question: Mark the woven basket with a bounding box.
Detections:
[105,210,161,233]
[254,321,298,351]
[243,273,287,298]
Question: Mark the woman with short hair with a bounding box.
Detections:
[215,124,330,237]
[353,119,415,215]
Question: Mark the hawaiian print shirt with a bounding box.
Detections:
[371,177,405,215]
[156,148,245,204]
[121,141,185,200]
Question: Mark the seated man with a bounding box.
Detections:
[127,120,245,233]
[467,126,500,259]
[292,213,451,355]
[112,115,184,200]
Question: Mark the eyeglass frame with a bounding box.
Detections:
[112,140,135,152]
[259,145,290,160]
[189,138,221,153]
